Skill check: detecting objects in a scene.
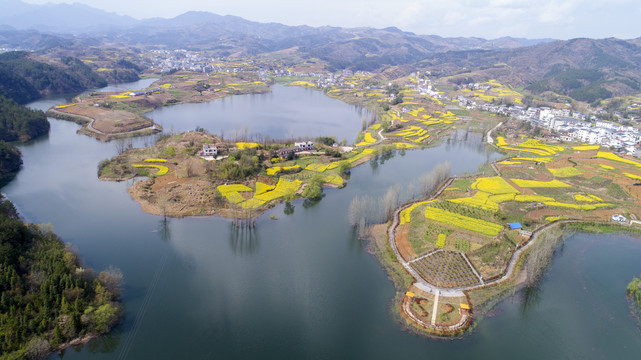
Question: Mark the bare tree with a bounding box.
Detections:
[25,337,50,360]
[382,184,402,220]
[185,159,194,178]
[97,266,124,297]
[525,227,571,286]
[349,161,452,238]
[114,138,133,155]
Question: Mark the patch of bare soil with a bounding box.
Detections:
[58,106,152,134]
[396,224,417,261]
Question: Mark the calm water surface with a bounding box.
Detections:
[2,83,641,359]
[146,84,370,142]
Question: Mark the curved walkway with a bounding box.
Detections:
[486,121,503,145]
[389,197,584,294]
[403,298,470,332]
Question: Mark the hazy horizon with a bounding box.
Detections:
[16,0,640,40]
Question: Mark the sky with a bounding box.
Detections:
[22,0,641,40]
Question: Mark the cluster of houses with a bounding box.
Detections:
[197,141,316,159]
[147,49,254,74]
[128,87,162,97]
[278,141,315,158]
[457,93,641,155]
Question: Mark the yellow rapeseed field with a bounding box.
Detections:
[510,179,571,188]
[472,177,519,194]
[548,167,582,177]
[132,164,169,176]
[236,142,261,150]
[573,145,600,151]
[424,207,503,237]
[597,152,641,167]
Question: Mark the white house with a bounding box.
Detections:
[198,144,218,156]
[294,141,314,151]
[612,214,627,222]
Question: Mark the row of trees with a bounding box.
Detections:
[0,195,123,359]
[348,161,451,236]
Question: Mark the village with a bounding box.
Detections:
[457,89,641,155]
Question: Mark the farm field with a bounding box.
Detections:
[392,123,641,334]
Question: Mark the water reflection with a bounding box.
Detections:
[283,202,295,216]
[520,239,568,317]
[302,195,324,209]
[145,84,370,141]
[158,218,171,243]
[86,333,121,354]
[229,224,260,256]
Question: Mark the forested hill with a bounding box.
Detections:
[0,96,49,142]
[0,194,123,359]
[0,51,107,104]
[0,141,21,185]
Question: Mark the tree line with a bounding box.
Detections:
[0,96,49,142]
[348,161,451,237]
[0,194,123,359]
[0,95,51,186]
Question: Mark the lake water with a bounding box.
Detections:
[146,84,371,142]
[2,82,641,359]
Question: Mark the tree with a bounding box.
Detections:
[97,267,123,298]
[25,337,50,360]
[90,304,120,333]
[338,162,351,176]
[302,175,324,200]
[382,185,402,220]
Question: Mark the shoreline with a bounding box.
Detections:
[46,108,162,141]
[383,195,640,336]
[46,73,273,142]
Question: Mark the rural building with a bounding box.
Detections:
[508,222,522,230]
[612,214,627,222]
[295,141,314,151]
[278,147,297,159]
[128,87,162,97]
[198,144,218,156]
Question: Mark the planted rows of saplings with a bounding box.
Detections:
[410,251,481,288]
[402,198,514,284]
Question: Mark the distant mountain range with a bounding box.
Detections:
[0,1,553,51]
[2,0,641,102]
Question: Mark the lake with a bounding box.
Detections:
[2,81,640,359]
[145,84,371,142]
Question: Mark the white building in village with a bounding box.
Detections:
[198,144,218,156]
